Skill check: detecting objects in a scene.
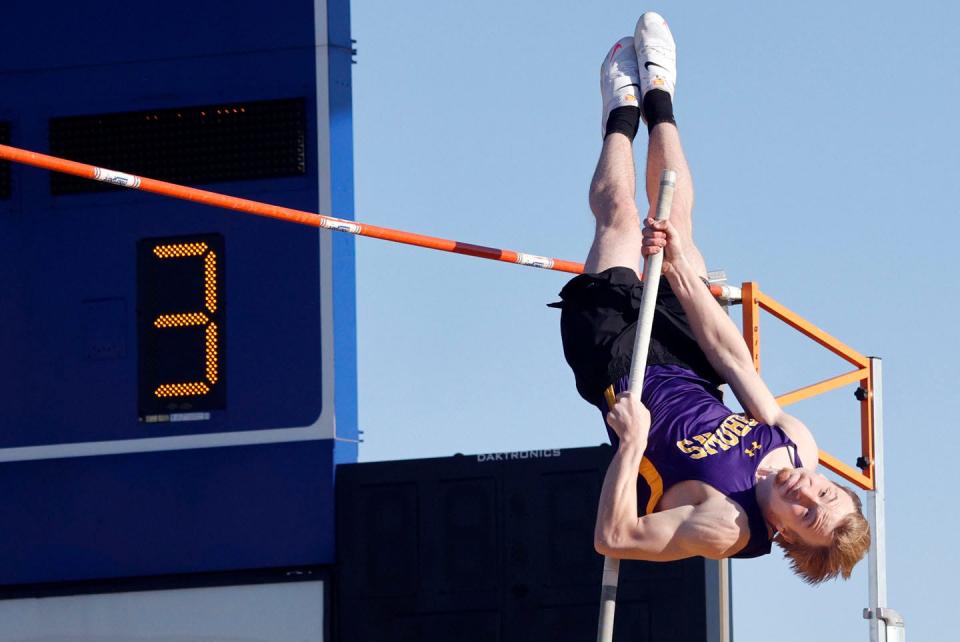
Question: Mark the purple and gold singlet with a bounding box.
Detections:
[604,364,802,559]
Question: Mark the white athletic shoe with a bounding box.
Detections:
[634,12,677,109]
[600,36,641,138]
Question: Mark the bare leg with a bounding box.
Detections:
[585,133,642,277]
[644,123,708,278]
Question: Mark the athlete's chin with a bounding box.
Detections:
[774,467,795,486]
[773,467,807,501]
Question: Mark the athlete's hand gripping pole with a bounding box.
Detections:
[596,169,676,642]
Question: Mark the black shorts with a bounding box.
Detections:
[549,266,723,410]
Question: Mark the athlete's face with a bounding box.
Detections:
[766,468,857,547]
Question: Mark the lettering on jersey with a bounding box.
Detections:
[675,414,759,461]
[720,414,758,437]
[693,431,724,454]
[676,438,708,460]
[716,426,739,447]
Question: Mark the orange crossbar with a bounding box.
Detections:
[0,143,585,273]
[0,142,737,299]
[742,282,875,491]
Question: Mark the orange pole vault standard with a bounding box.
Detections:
[741,282,876,491]
[0,142,732,299]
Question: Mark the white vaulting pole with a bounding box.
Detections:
[596,169,677,642]
[627,169,676,394]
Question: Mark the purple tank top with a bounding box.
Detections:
[605,364,802,559]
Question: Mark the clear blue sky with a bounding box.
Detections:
[352,2,958,640]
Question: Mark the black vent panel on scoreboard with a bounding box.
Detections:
[0,122,10,199]
[49,97,306,194]
[336,445,716,642]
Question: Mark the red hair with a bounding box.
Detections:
[776,485,871,584]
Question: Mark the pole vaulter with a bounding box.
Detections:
[545,11,878,640]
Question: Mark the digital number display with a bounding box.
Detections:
[138,234,225,418]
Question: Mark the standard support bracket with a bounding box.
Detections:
[863,608,904,626]
[863,608,906,641]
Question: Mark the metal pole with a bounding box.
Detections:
[718,558,732,642]
[704,558,732,642]
[863,358,904,641]
[596,169,676,642]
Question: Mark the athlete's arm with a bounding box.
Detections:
[642,219,819,464]
[594,393,651,556]
[665,252,782,421]
[595,395,745,560]
[595,500,744,561]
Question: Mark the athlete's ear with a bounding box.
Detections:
[775,528,795,544]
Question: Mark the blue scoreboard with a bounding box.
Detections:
[0,0,356,584]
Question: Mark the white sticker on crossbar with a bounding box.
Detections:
[515,253,554,269]
[93,167,141,189]
[322,219,361,234]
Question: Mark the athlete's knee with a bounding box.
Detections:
[590,185,637,221]
[591,202,640,235]
[590,169,636,207]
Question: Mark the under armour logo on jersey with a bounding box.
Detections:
[745,441,763,458]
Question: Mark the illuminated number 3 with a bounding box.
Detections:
[151,241,219,399]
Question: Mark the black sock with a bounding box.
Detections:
[604,105,641,141]
[642,89,676,133]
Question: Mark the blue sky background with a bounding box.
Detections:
[351,2,958,640]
